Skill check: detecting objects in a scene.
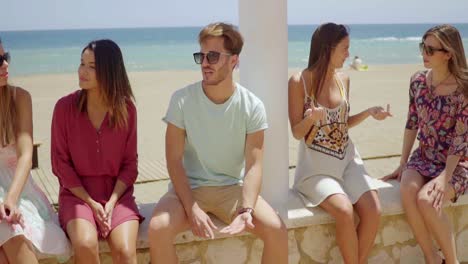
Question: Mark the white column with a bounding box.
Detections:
[239,0,288,217]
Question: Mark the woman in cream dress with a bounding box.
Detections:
[288,23,391,264]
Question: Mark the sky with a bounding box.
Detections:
[3,0,468,31]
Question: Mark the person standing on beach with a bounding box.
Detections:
[350,56,362,70]
[0,38,71,264]
[289,23,392,264]
[147,22,288,264]
[383,24,467,264]
[51,39,143,264]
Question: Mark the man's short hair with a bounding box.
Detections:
[198,22,244,55]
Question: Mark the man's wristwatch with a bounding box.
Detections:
[238,207,254,215]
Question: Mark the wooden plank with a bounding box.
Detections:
[36,167,60,204]
[140,159,160,175]
[31,168,58,204]
[137,162,154,182]
[151,159,169,179]
[138,158,169,182]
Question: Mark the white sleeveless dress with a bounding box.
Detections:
[0,87,70,261]
[0,144,71,260]
[293,73,378,207]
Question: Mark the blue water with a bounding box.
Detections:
[1,24,468,76]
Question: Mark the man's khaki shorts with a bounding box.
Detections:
[163,184,243,224]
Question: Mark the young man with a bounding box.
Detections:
[148,22,288,264]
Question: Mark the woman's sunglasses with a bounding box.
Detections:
[419,42,447,56]
[193,51,232,64]
[0,52,10,65]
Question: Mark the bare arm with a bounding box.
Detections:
[399,129,418,165]
[102,179,127,236]
[6,88,33,205]
[166,123,217,238]
[382,73,420,181]
[219,130,265,235]
[381,128,417,181]
[241,130,265,209]
[288,73,325,140]
[343,76,369,128]
[165,123,195,214]
[345,76,391,128]
[348,109,371,128]
[443,155,462,180]
[381,127,418,182]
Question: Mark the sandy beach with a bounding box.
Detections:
[9,63,425,203]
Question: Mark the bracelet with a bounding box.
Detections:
[238,207,254,215]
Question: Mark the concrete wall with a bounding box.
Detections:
[40,183,468,264]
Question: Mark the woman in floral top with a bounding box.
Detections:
[384,24,467,264]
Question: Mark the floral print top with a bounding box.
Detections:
[406,70,467,167]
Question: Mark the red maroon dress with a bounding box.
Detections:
[51,91,143,237]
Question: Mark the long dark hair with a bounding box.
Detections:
[423,24,468,98]
[307,23,349,98]
[78,39,135,128]
[0,37,16,147]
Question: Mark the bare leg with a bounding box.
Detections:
[354,190,381,264]
[107,220,139,264]
[148,194,190,264]
[246,196,288,264]
[66,219,100,264]
[0,247,9,264]
[2,235,37,264]
[320,194,359,264]
[400,170,440,264]
[417,182,458,264]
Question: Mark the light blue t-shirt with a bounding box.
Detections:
[163,81,268,189]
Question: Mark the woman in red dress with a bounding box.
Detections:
[51,39,143,264]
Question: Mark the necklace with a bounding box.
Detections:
[429,71,452,90]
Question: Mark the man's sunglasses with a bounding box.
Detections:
[193,51,232,64]
[0,52,10,65]
[419,42,447,56]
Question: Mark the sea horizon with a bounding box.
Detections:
[1,23,468,76]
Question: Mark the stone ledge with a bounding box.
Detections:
[73,203,251,256]
[87,180,468,252]
[287,179,468,229]
[40,181,468,263]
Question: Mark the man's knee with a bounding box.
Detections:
[148,211,180,242]
[149,214,171,234]
[254,213,288,243]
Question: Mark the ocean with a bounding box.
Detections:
[1,24,468,76]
